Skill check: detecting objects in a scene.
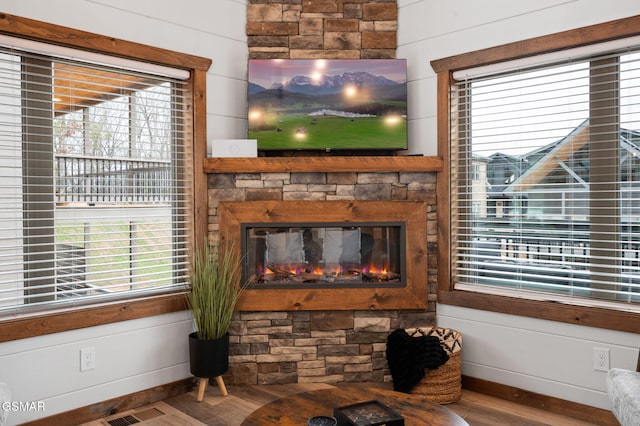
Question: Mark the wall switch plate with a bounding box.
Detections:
[593,347,610,371]
[80,347,95,371]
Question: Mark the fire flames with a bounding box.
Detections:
[252,261,399,284]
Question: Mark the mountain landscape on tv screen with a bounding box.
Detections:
[248,59,408,151]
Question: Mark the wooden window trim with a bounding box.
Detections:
[433,14,640,334]
[0,12,211,342]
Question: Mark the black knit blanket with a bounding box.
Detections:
[385,328,449,393]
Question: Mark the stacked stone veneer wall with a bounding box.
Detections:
[224,0,432,387]
[209,171,438,385]
[247,0,397,59]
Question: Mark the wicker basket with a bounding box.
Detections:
[405,326,462,404]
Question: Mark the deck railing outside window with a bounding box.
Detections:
[55,155,171,205]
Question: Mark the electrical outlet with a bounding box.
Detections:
[593,347,610,371]
[80,347,95,372]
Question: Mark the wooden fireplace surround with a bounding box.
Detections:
[219,200,428,311]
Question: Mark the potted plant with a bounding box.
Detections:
[186,242,246,400]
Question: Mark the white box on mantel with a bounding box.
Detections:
[208,139,257,158]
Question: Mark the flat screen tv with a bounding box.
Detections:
[248,59,408,152]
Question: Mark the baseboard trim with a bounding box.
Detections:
[462,375,618,425]
[22,378,197,426]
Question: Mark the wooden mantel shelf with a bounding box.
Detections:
[203,155,443,173]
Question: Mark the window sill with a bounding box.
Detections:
[0,292,188,343]
[438,289,640,333]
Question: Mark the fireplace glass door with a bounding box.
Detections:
[242,223,405,288]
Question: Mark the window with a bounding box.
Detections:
[0,45,191,314]
[432,16,640,332]
[0,13,210,340]
[456,52,640,301]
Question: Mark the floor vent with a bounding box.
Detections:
[106,415,140,426]
[105,407,164,425]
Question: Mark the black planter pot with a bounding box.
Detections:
[188,331,230,378]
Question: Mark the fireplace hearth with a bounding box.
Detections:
[219,200,427,311]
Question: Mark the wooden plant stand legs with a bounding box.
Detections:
[196,376,228,401]
[215,376,228,396]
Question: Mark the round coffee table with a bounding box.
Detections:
[241,386,469,425]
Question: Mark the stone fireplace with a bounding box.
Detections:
[207,167,439,385]
[207,0,437,386]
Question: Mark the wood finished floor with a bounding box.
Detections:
[84,382,603,426]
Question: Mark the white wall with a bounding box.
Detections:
[1,0,640,423]
[396,0,640,410]
[0,312,194,424]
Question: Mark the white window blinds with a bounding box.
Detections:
[451,43,640,305]
[0,42,191,314]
